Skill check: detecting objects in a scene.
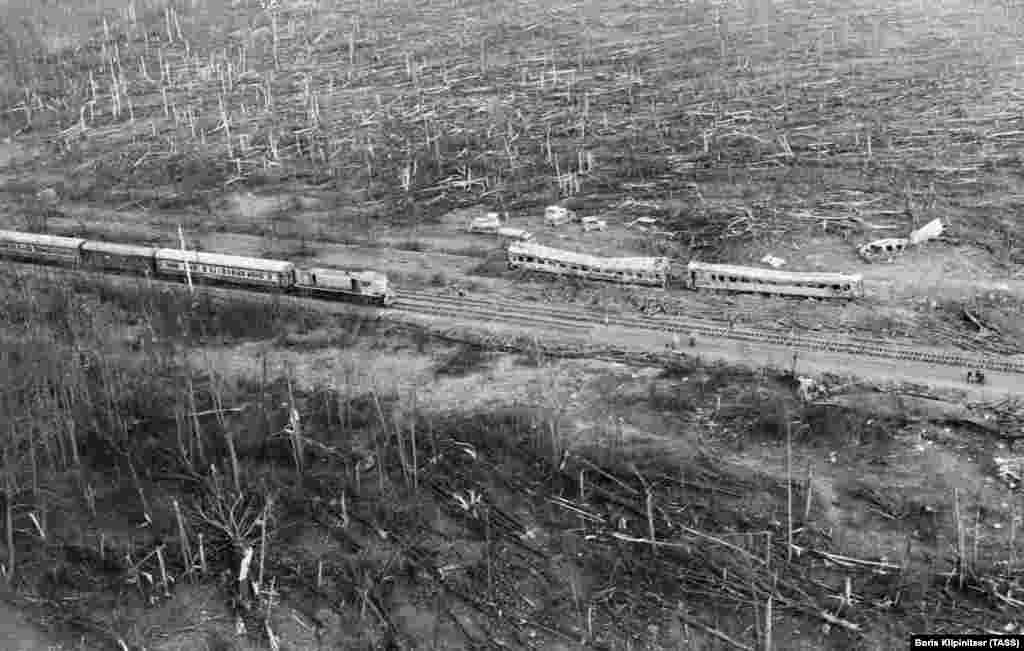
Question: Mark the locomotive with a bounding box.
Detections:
[0,230,395,306]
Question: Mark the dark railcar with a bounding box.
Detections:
[80,241,158,274]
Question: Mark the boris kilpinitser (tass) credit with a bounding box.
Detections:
[910,634,1023,649]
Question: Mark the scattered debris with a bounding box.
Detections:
[908,218,944,245]
[468,212,503,234]
[858,237,909,262]
[796,376,819,402]
[819,391,998,433]
[36,187,58,204]
[544,206,574,226]
[497,226,533,241]
[994,456,1024,488]
[581,216,607,232]
[857,219,945,262]
[761,254,786,268]
[627,217,659,231]
[962,306,999,335]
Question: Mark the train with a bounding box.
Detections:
[506,241,863,300]
[0,229,395,306]
[684,261,864,300]
[507,241,670,288]
[0,226,863,306]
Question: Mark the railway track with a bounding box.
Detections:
[394,289,1024,375]
[4,259,1021,377]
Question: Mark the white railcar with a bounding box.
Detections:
[0,230,85,264]
[294,267,394,305]
[155,249,295,288]
[686,261,863,299]
[508,241,669,287]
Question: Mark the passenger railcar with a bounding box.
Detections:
[294,268,394,306]
[0,230,85,265]
[686,261,864,299]
[508,241,669,288]
[81,241,157,274]
[154,249,295,288]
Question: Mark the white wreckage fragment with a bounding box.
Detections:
[467,212,503,233]
[994,456,1024,488]
[908,217,944,245]
[760,254,786,268]
[858,237,909,261]
[497,226,533,241]
[858,218,944,262]
[545,205,575,226]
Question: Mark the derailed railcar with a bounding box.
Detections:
[294,268,394,305]
[507,241,669,288]
[81,241,157,274]
[154,249,295,288]
[686,261,864,299]
[0,230,85,265]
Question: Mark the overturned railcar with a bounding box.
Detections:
[507,241,669,288]
[686,261,863,299]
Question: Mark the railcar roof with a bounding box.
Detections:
[155,249,294,273]
[509,241,669,273]
[0,230,86,247]
[686,261,862,283]
[82,241,157,256]
[301,267,386,281]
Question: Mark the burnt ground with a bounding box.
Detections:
[1,271,1022,650]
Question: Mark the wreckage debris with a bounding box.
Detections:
[858,237,909,261]
[467,212,504,233]
[858,218,944,262]
[544,205,575,227]
[909,218,944,245]
[995,456,1024,488]
[467,212,534,241]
